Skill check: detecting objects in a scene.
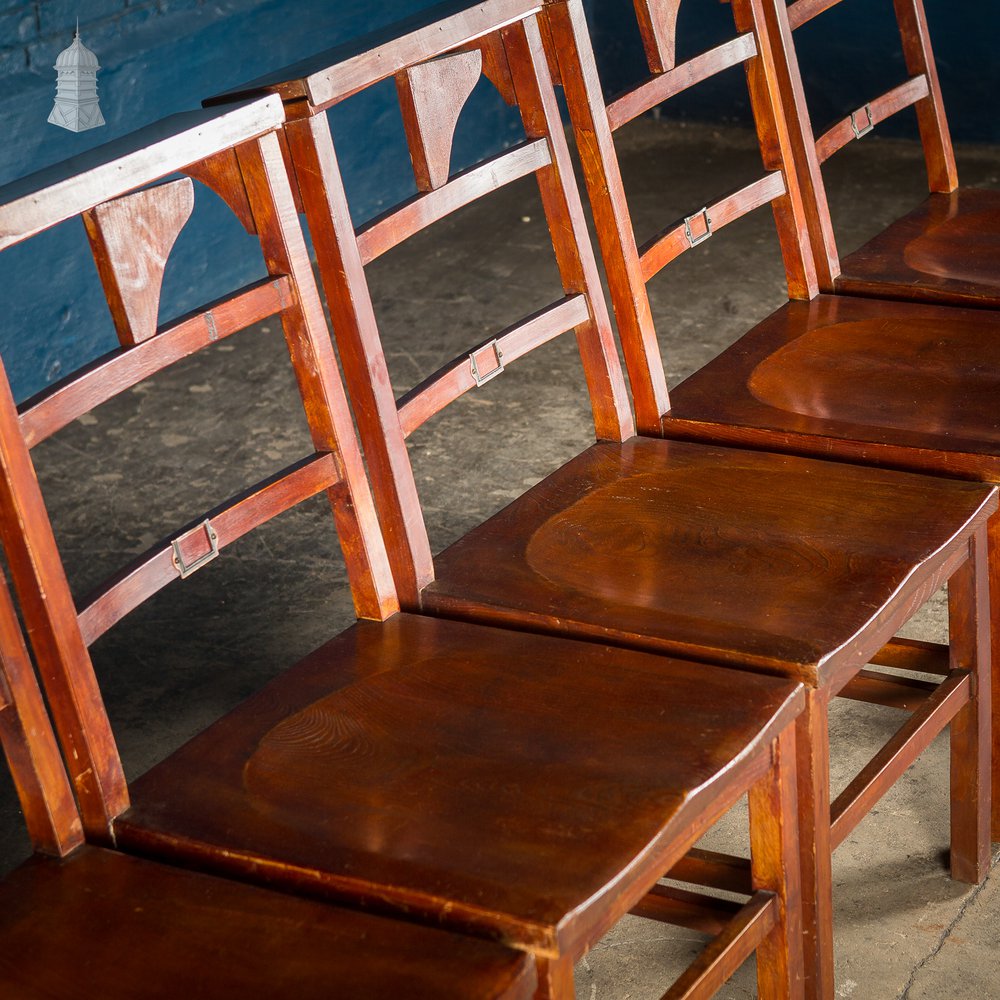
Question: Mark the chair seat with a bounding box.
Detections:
[422,436,994,685]
[661,294,1000,483]
[0,844,535,999]
[114,613,802,956]
[836,188,1000,309]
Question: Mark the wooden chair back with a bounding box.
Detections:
[220,0,636,606]
[758,0,956,288]
[0,97,397,841]
[544,0,818,433]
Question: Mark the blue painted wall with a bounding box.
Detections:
[0,0,995,402]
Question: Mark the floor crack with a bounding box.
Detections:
[896,847,1000,999]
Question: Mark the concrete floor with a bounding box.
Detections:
[2,118,999,997]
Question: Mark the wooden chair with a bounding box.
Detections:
[0,551,537,999]
[540,4,999,994]
[0,75,811,1000]
[210,3,994,997]
[756,0,1000,308]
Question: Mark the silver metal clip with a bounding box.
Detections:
[683,207,713,248]
[469,339,504,386]
[850,103,875,139]
[171,519,220,579]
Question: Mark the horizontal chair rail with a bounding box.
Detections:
[787,0,845,30]
[667,848,753,895]
[830,670,971,849]
[870,636,950,675]
[838,668,939,712]
[662,891,777,1000]
[631,882,744,936]
[77,452,340,645]
[0,99,284,251]
[815,76,930,163]
[397,293,589,436]
[607,32,757,131]
[639,172,785,280]
[19,278,289,448]
[356,139,551,264]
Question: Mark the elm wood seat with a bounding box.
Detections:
[218,3,994,998]
[116,611,806,999]
[532,1,996,996]
[0,62,810,1000]
[0,554,536,1000]
[757,0,1000,309]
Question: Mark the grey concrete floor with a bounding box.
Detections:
[2,118,999,997]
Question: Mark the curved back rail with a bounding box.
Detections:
[760,0,956,287]
[0,98,397,840]
[544,0,818,433]
[214,0,635,606]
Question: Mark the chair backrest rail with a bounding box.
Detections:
[0,101,285,252]
[639,171,787,280]
[19,277,289,449]
[814,76,929,164]
[607,32,758,132]
[356,138,552,264]
[281,13,633,605]
[77,452,341,646]
[397,293,589,437]
[786,0,842,30]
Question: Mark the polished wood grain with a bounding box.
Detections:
[0,846,538,1000]
[763,0,976,296]
[0,98,396,839]
[542,2,997,996]
[115,613,803,960]
[0,548,534,998]
[0,16,816,1000]
[424,436,993,684]
[836,189,1000,308]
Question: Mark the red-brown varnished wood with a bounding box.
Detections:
[182,147,258,234]
[633,0,683,74]
[761,0,981,299]
[424,436,993,685]
[114,613,803,959]
[538,5,997,995]
[0,847,538,1000]
[813,77,929,165]
[0,557,534,998]
[664,295,1000,476]
[836,189,1000,309]
[20,277,288,448]
[0,95,396,841]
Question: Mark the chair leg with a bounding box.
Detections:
[533,954,574,1000]
[794,689,835,1000]
[948,525,992,881]
[749,720,805,1000]
[988,512,1000,841]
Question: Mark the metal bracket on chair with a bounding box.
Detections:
[850,103,875,139]
[469,339,505,386]
[683,207,713,248]
[171,519,220,579]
